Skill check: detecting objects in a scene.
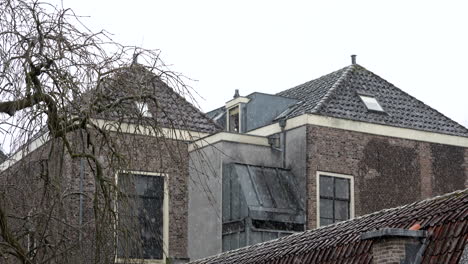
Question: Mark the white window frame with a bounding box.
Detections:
[115,170,169,264]
[316,171,355,228]
[226,104,242,133]
[358,95,385,112]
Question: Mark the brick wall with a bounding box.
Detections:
[306,125,468,228]
[371,238,411,264]
[109,132,189,259]
[0,130,190,262]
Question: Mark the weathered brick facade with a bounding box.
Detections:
[0,130,190,262]
[306,124,468,228]
[371,237,417,264]
[110,132,190,259]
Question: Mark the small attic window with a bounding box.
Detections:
[228,106,240,132]
[359,95,384,112]
[135,102,152,117]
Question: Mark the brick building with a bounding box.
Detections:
[0,65,220,264]
[1,59,468,263]
[188,58,468,260]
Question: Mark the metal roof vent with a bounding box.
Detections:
[351,54,357,65]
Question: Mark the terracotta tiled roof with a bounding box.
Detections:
[277,64,468,137]
[190,189,468,264]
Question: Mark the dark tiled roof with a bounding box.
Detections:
[190,189,468,264]
[81,65,221,134]
[277,65,468,137]
[276,67,348,118]
[206,106,225,119]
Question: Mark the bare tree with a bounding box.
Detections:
[0,0,214,263]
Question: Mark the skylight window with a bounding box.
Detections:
[359,95,384,112]
[135,102,152,117]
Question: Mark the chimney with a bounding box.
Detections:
[361,228,428,264]
[351,54,357,65]
[233,89,240,99]
[133,52,139,64]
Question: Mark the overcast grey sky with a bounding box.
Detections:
[57,0,468,126]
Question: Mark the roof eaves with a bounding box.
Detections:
[397,90,468,136]
[351,65,468,137]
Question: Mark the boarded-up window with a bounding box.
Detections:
[319,175,351,226]
[117,173,164,260]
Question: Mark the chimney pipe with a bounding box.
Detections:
[361,228,428,264]
[351,54,357,65]
[233,89,240,98]
[133,52,139,64]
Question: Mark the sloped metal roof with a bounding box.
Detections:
[223,163,305,224]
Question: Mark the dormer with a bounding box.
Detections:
[225,89,250,133]
[206,90,298,133]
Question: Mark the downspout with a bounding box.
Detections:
[279,119,287,168]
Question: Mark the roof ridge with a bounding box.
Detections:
[311,64,355,113]
[277,66,349,96]
[149,80,223,133]
[355,65,468,135]
[327,187,468,228]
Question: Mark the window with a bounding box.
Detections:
[116,172,168,263]
[228,106,240,132]
[317,172,354,227]
[359,95,384,112]
[135,102,152,117]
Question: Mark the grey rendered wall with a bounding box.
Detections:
[244,93,297,132]
[188,141,282,261]
[284,126,307,207]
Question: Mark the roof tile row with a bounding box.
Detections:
[190,189,468,264]
[278,64,468,137]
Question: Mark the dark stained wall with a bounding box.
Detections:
[431,144,466,195]
[305,124,468,228]
[110,132,190,260]
[357,138,421,214]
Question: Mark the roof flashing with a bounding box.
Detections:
[361,228,427,240]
